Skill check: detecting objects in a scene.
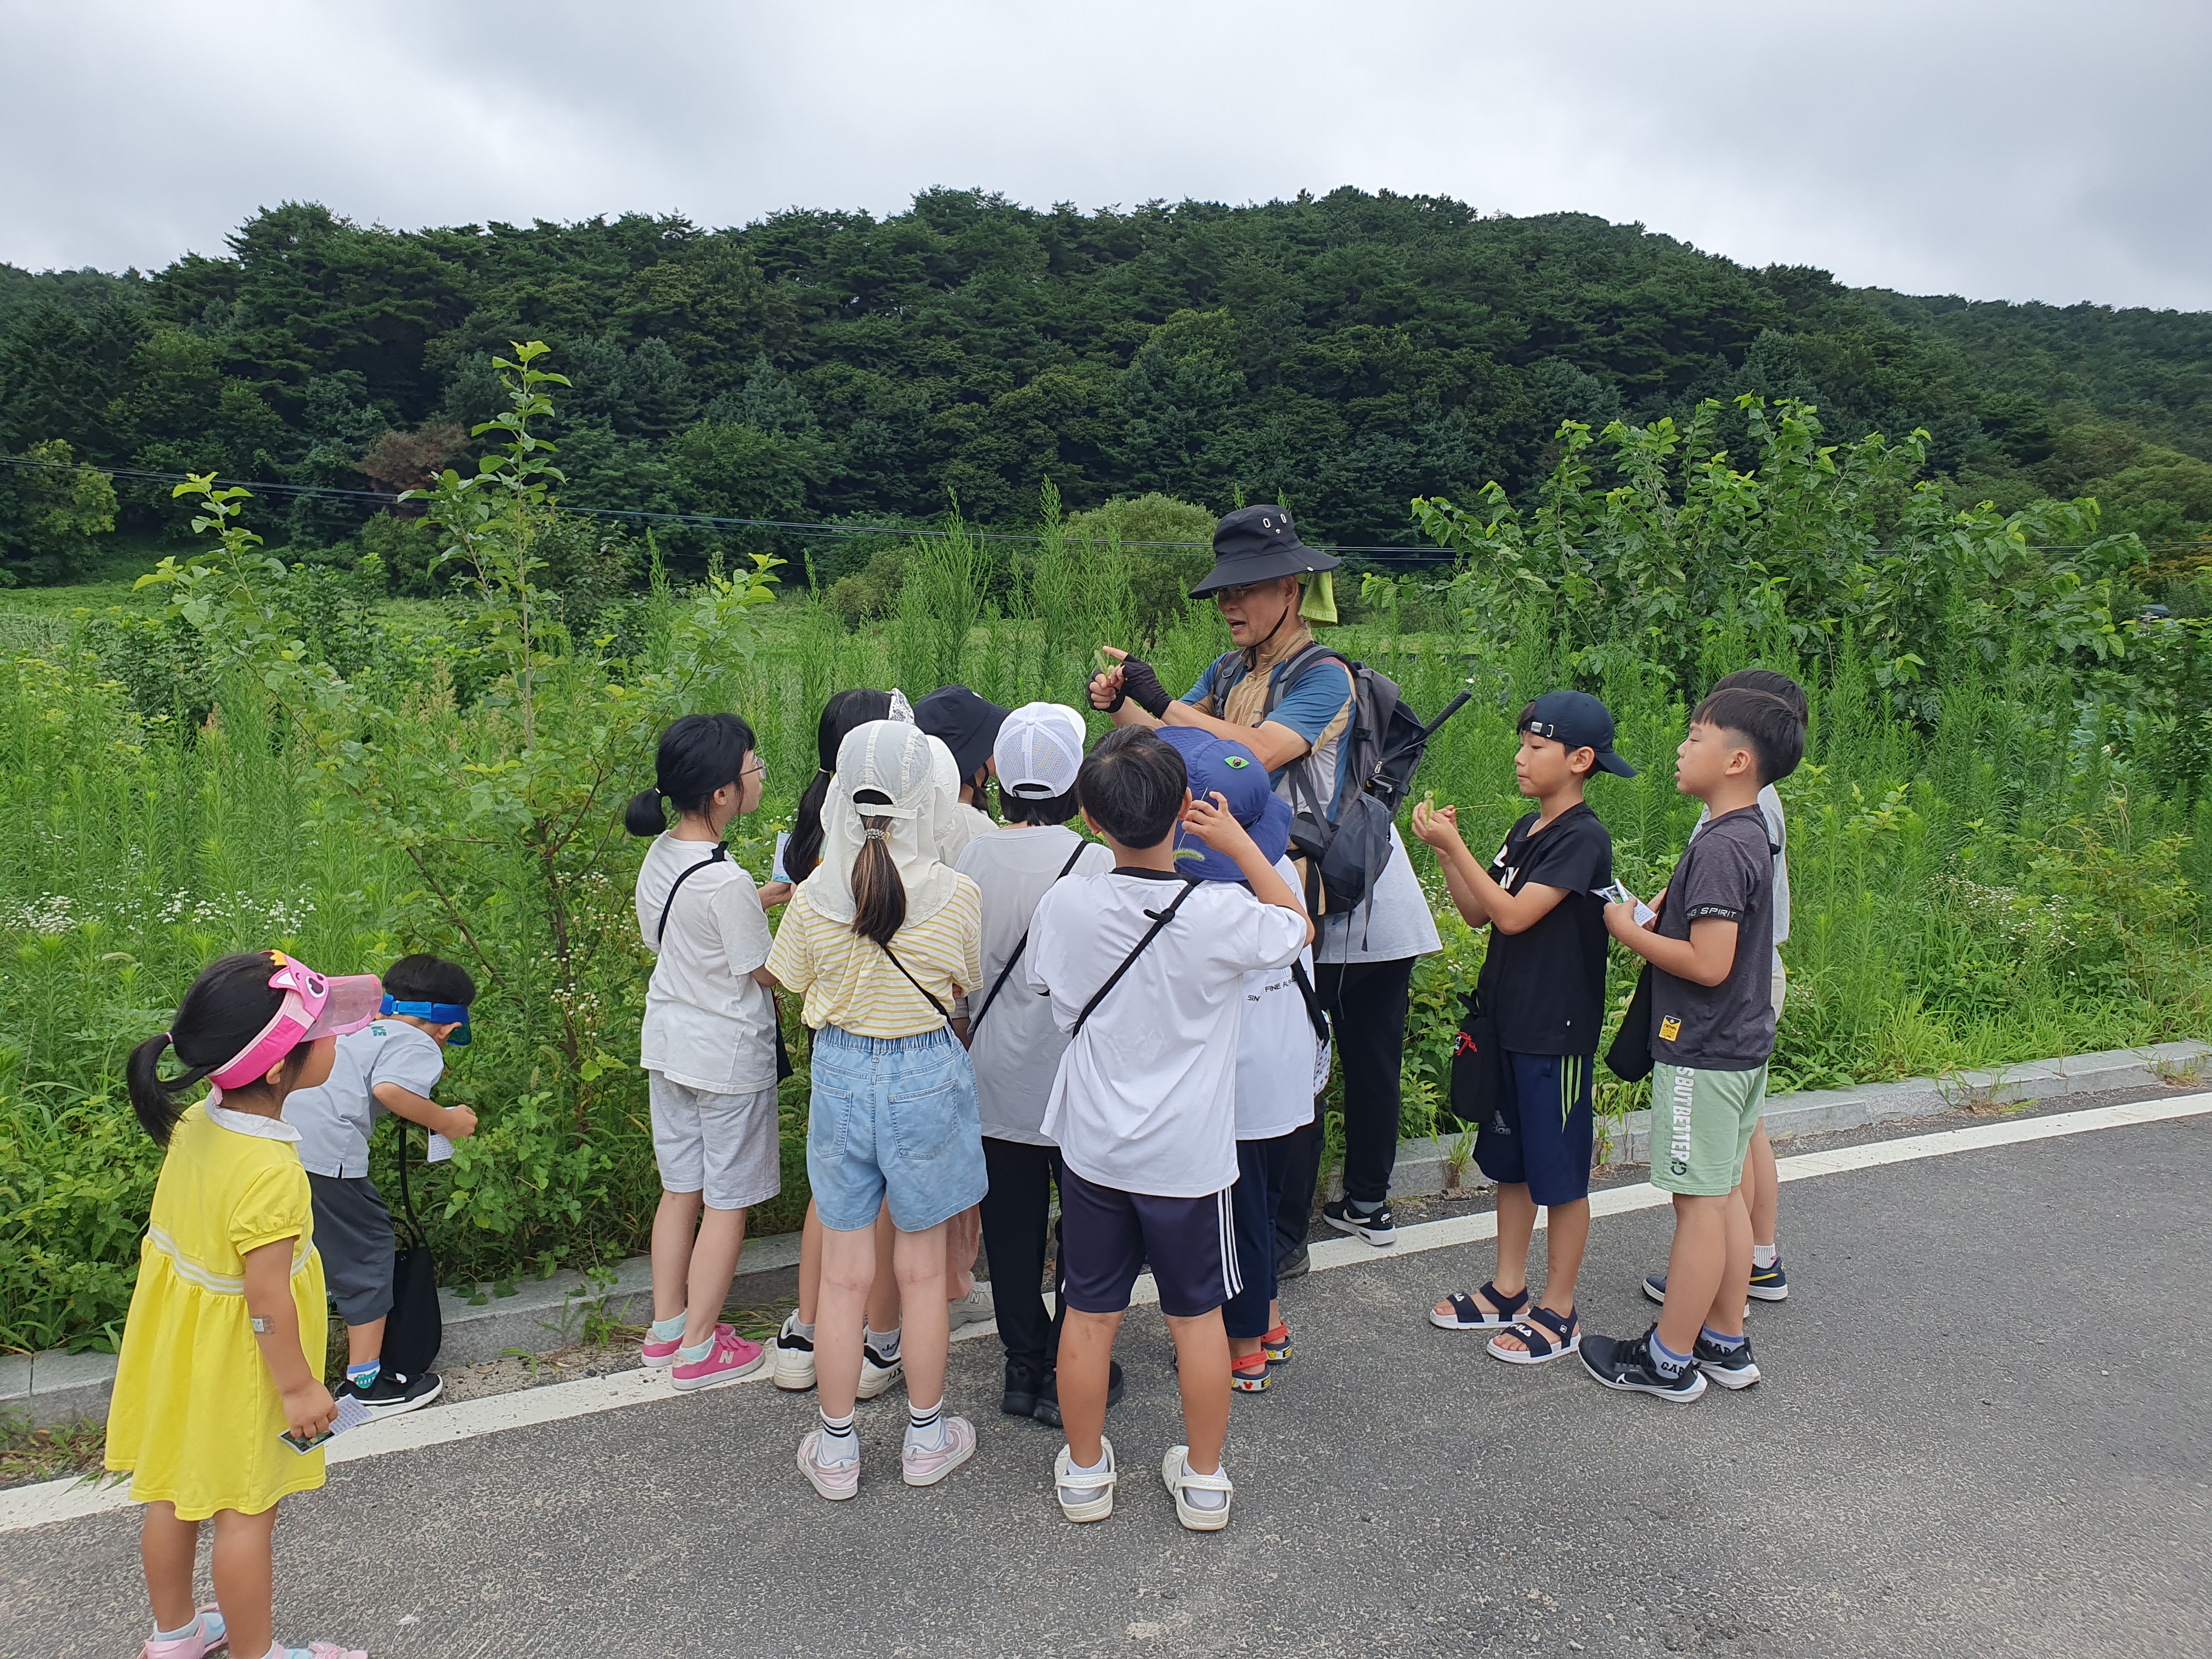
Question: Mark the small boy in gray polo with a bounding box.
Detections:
[287,953,478,1419]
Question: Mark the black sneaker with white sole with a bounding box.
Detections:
[1030,1361,1125,1429]
[341,1368,442,1420]
[1578,1327,1707,1402]
[1693,1330,1762,1389]
[1323,1198,1396,1246]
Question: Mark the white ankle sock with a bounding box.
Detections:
[1752,1243,1779,1269]
[906,1400,947,1453]
[1062,1447,1110,1502]
[817,1408,859,1464]
[153,1618,200,1643]
[865,1324,901,1363]
[1181,1453,1227,1510]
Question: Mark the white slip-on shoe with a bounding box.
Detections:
[1055,1435,1116,1522]
[1160,1444,1233,1532]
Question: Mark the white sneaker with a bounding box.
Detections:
[1055,1435,1116,1522]
[857,1341,904,1401]
[1160,1444,1233,1532]
[772,1312,816,1392]
[947,1282,996,1334]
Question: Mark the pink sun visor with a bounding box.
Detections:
[206,952,384,1096]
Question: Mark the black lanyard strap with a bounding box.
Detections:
[878,939,951,1026]
[969,840,1088,1035]
[654,842,728,945]
[1071,878,1200,1037]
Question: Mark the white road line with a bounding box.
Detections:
[7,1090,2206,1536]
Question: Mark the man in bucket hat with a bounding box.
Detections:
[1089,505,1440,1267]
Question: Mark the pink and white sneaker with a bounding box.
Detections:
[142,1606,227,1658]
[798,1429,861,1500]
[641,1322,732,1369]
[901,1414,978,1487]
[669,1328,766,1391]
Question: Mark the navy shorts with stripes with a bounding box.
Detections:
[1473,1049,1596,1208]
[1058,1164,1239,1319]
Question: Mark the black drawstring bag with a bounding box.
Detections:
[1447,991,1503,1132]
[1604,964,1656,1083]
[382,1120,443,1379]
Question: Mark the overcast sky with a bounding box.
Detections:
[3,0,2207,311]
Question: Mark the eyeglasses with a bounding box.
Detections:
[743,758,768,780]
[1213,583,1262,604]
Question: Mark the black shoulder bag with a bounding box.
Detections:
[968,840,1089,1035]
[656,842,794,1082]
[382,1120,443,1380]
[1071,878,1201,1037]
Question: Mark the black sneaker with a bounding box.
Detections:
[1277,1242,1311,1280]
[1001,1362,1049,1419]
[1323,1198,1397,1247]
[1579,1327,1707,1402]
[1641,1270,1668,1305]
[1747,1258,1790,1301]
[1030,1361,1124,1429]
[1694,1330,1762,1389]
[343,1368,442,1420]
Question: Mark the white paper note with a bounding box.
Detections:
[426,1132,454,1164]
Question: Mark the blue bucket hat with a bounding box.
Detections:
[1156,726,1293,882]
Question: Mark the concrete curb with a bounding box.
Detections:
[16,1039,2203,1428]
[1334,1039,2210,1199]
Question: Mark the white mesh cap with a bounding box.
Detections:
[995,702,1088,799]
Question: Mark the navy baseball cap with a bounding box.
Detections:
[1156,726,1293,881]
[1520,690,1635,777]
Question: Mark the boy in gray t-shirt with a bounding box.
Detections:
[1587,686,1804,1402]
[1649,670,1807,1305]
[286,953,479,1419]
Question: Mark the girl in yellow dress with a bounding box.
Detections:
[112,951,383,1659]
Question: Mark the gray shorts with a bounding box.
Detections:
[307,1172,396,1325]
[648,1074,782,1211]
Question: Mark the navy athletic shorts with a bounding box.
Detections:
[1473,1050,1596,1207]
[1058,1164,1240,1319]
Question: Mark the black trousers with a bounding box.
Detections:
[1276,956,1417,1250]
[979,1136,1065,1376]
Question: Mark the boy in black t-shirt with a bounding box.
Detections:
[1412,691,1632,1367]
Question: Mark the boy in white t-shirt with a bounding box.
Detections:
[1153,726,1319,1395]
[1026,727,1311,1531]
[956,703,1118,1426]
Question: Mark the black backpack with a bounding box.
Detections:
[1222,643,1470,916]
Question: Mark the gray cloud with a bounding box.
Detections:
[2,0,2206,308]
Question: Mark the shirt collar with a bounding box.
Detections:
[207,1102,303,1143]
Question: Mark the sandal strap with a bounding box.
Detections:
[1172,1464,1234,1494]
[1525,1305,1577,1338]
[1480,1280,1530,1317]
[1058,1448,1117,1491]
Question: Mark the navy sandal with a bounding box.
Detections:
[1487,1305,1581,1365]
[1429,1281,1530,1331]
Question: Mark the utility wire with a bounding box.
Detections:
[8,454,2205,565]
[0,456,1463,564]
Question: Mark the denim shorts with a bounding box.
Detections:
[806,1025,988,1233]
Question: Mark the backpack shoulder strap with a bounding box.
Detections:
[969,839,1088,1034]
[1071,878,1200,1037]
[1263,641,1348,716]
[654,842,729,945]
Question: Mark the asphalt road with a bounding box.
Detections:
[9,1102,2209,1659]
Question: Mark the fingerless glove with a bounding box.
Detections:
[1118,656,1172,719]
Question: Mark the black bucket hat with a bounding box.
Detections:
[1189,505,1341,599]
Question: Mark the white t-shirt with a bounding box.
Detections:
[1235,856,1322,1142]
[1692,785,1789,974]
[957,825,1116,1145]
[1314,822,1443,964]
[1028,870,1308,1197]
[289,1020,446,1179]
[634,832,779,1094]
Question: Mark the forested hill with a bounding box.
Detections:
[3,188,2209,571]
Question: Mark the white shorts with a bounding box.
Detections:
[647,1074,782,1210]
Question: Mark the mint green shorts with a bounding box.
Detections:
[1650,1062,1769,1196]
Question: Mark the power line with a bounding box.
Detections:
[0,456,1462,565]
